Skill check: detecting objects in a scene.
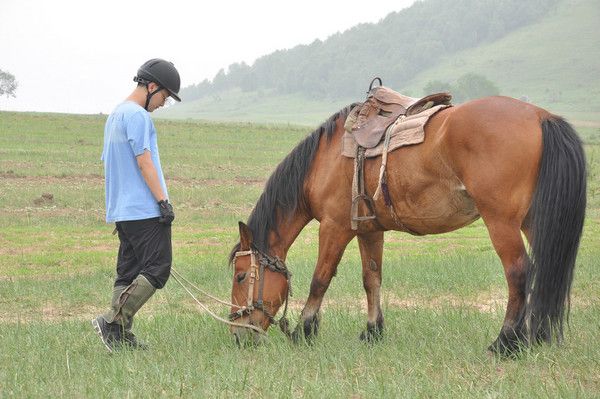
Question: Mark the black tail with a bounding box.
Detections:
[525,117,586,344]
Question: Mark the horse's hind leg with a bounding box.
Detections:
[357,231,384,342]
[292,221,354,343]
[484,219,529,356]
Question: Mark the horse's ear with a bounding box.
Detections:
[238,221,253,250]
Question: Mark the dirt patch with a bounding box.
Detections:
[168,176,266,189]
[0,174,266,188]
[384,236,486,244]
[1,289,594,324]
[280,290,508,314]
[0,304,103,324]
[4,207,104,219]
[382,291,507,313]
[32,193,55,206]
[0,174,103,183]
[572,120,600,128]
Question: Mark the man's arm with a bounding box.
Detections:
[136,150,167,202]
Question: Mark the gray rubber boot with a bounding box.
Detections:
[115,275,156,326]
[102,275,156,349]
[92,285,128,353]
[101,285,127,325]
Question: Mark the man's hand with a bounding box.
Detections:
[158,200,175,225]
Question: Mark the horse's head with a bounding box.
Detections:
[229,222,291,345]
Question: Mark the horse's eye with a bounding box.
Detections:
[236,272,247,283]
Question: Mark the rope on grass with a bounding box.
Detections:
[170,268,266,335]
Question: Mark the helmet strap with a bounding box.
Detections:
[143,84,162,111]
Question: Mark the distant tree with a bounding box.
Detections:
[424,79,453,94]
[455,72,499,102]
[423,73,499,103]
[0,69,18,97]
[211,68,228,91]
[226,62,250,88]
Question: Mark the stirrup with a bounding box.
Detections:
[351,194,377,222]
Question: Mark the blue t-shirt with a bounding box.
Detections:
[101,101,168,223]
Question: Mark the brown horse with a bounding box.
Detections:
[228,95,586,355]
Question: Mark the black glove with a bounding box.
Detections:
[158,200,175,225]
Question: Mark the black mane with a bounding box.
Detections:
[229,104,357,262]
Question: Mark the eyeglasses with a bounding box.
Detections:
[159,90,174,107]
[160,90,170,103]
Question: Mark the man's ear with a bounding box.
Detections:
[147,81,159,92]
[238,221,253,250]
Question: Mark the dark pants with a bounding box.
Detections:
[114,217,172,289]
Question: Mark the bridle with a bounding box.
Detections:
[228,248,293,336]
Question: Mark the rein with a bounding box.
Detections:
[170,268,266,335]
[169,248,293,337]
[228,249,293,337]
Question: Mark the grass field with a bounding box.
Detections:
[156,88,354,127]
[0,111,599,398]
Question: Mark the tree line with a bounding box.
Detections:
[180,0,558,101]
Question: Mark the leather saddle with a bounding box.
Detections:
[347,82,452,148]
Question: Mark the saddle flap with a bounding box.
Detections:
[352,110,403,148]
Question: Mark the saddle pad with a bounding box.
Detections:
[341,104,451,158]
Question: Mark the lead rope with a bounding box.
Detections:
[170,268,266,335]
[171,268,237,307]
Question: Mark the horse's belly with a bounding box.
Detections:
[393,182,480,235]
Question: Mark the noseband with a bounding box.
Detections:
[229,249,292,335]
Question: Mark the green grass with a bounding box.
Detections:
[156,88,354,127]
[0,111,599,397]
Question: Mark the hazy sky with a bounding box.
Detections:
[1,0,416,114]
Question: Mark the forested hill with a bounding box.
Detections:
[179,0,559,101]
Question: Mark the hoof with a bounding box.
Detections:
[487,329,527,358]
[291,315,320,344]
[359,320,384,343]
[291,328,317,345]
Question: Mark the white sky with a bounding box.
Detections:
[0,0,416,114]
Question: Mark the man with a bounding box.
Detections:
[92,58,181,352]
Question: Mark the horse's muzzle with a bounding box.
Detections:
[231,324,267,347]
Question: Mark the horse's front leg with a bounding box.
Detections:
[357,231,385,342]
[292,221,354,343]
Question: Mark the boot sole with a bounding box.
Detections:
[91,318,114,353]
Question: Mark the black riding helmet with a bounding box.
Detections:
[133,58,181,109]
